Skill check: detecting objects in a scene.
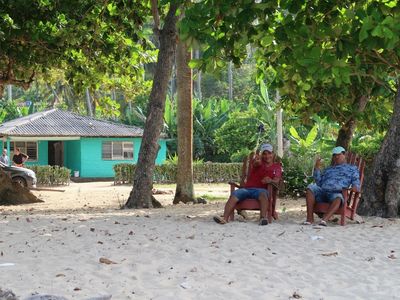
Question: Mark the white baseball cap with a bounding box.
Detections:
[260,143,273,153]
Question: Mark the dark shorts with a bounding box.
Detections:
[308,184,344,205]
[232,188,269,201]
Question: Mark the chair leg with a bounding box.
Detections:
[340,210,346,226]
[267,196,273,223]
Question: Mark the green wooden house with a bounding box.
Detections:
[0,109,167,178]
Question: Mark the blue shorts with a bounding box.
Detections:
[307,184,344,205]
[231,188,269,202]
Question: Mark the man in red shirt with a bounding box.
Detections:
[214,143,282,225]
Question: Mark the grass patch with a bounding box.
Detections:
[198,194,226,202]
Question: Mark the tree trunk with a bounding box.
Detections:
[228,61,233,100]
[173,38,195,204]
[194,49,202,100]
[8,85,12,101]
[336,118,355,150]
[336,95,368,149]
[85,88,93,117]
[0,170,42,205]
[124,3,179,208]
[359,85,400,217]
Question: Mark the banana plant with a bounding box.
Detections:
[289,124,319,155]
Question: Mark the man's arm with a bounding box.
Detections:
[22,153,29,162]
[313,157,323,185]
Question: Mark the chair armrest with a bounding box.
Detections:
[228,181,241,189]
[268,182,279,190]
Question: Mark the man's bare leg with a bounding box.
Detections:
[321,198,341,222]
[305,189,316,223]
[222,195,239,222]
[259,192,268,219]
[258,191,269,225]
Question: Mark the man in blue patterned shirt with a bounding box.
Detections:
[304,146,360,226]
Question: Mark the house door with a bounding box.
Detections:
[48,141,64,166]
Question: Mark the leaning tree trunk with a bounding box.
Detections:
[336,118,355,150]
[359,85,400,217]
[0,169,42,205]
[173,37,195,204]
[336,95,368,149]
[125,3,179,208]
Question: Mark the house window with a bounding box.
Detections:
[10,141,38,161]
[102,141,134,160]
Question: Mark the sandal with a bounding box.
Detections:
[213,216,227,224]
[259,218,269,226]
[318,220,327,227]
[302,221,312,225]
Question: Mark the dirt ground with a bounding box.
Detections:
[0,181,306,219]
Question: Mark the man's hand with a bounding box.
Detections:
[261,177,272,184]
[314,157,323,170]
[351,186,359,193]
[253,154,262,166]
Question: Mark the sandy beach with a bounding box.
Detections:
[1,182,399,300]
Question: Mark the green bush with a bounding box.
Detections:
[114,162,242,184]
[28,165,71,186]
[281,156,315,197]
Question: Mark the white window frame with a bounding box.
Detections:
[102,141,134,160]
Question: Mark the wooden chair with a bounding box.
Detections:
[228,152,281,223]
[313,152,365,226]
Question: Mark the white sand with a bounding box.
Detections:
[0,182,399,299]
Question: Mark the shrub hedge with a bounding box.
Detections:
[114,161,312,198]
[114,163,243,184]
[28,165,71,186]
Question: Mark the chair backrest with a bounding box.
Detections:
[240,152,255,186]
[345,151,366,189]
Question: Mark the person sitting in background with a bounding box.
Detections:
[304,146,360,226]
[213,143,282,226]
[0,148,10,166]
[12,148,29,167]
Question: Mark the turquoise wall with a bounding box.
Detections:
[64,140,81,176]
[80,137,167,178]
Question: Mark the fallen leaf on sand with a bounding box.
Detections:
[99,257,117,264]
[321,252,338,257]
[388,254,397,259]
[56,273,66,277]
[291,291,302,299]
[365,256,375,262]
[186,235,195,240]
[371,225,384,228]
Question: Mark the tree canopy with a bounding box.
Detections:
[0,0,153,94]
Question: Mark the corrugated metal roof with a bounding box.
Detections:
[0,109,144,137]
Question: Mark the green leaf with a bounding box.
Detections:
[305,125,318,147]
[371,25,384,38]
[289,126,301,141]
[260,35,273,47]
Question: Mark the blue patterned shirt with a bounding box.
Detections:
[313,164,360,192]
